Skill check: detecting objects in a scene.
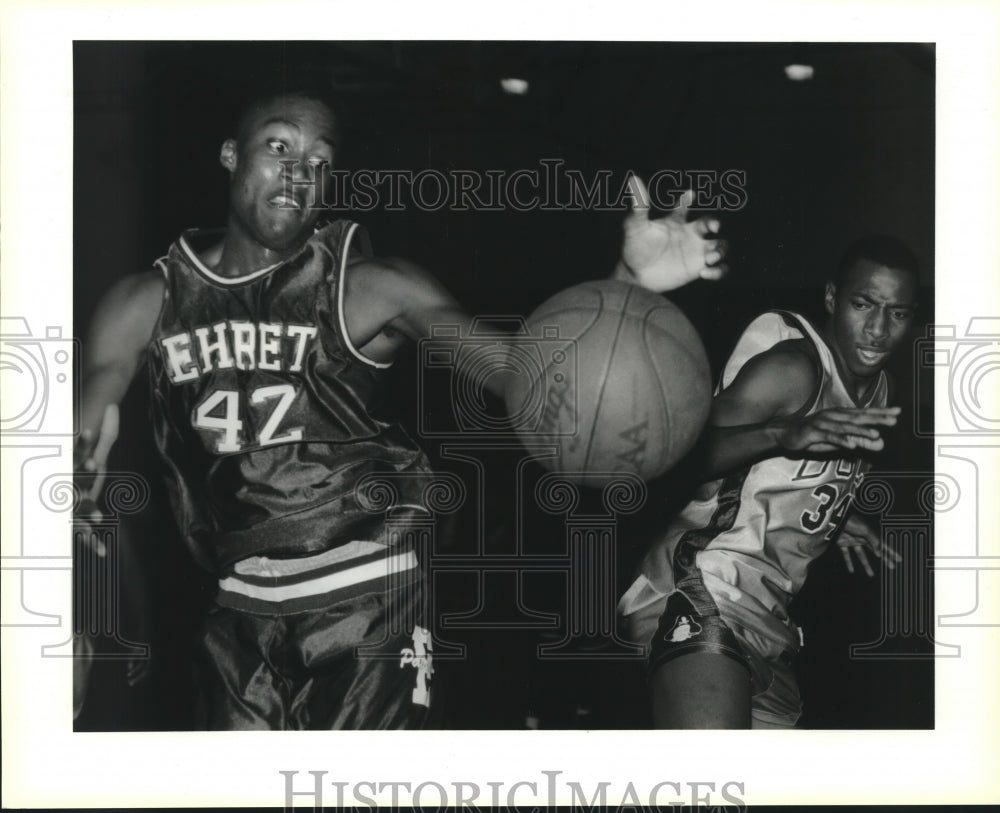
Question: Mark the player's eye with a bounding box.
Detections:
[891,310,910,320]
[267,140,289,153]
[852,300,871,310]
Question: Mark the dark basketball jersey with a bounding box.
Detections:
[147,220,432,571]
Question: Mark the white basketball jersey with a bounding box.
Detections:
[634,310,888,638]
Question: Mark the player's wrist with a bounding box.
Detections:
[612,257,637,283]
[612,257,663,292]
[766,417,793,451]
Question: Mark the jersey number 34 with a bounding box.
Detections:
[193,384,302,453]
[800,483,853,540]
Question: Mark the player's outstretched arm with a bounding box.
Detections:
[612,174,729,292]
[698,345,899,479]
[77,271,164,487]
[346,256,518,398]
[73,271,162,718]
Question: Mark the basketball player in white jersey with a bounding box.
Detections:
[73,85,728,728]
[618,235,918,728]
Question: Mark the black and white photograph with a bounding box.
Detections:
[70,39,936,735]
[2,0,999,809]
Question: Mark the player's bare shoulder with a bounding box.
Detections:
[753,338,819,412]
[101,268,165,317]
[717,337,820,421]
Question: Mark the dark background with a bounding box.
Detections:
[73,41,935,730]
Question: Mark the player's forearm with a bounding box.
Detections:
[696,420,785,480]
[77,365,131,462]
[80,367,129,430]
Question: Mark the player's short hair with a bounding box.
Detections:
[232,75,344,147]
[834,234,920,288]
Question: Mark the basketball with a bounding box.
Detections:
[503,279,711,484]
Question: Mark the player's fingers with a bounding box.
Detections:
[90,533,107,558]
[818,426,864,446]
[700,263,729,281]
[811,417,888,448]
[847,434,885,452]
[625,173,651,219]
[841,546,855,574]
[814,417,883,439]
[855,546,874,577]
[825,406,899,419]
[822,408,898,427]
[704,238,729,265]
[816,429,884,452]
[883,545,901,567]
[668,189,694,222]
[78,527,107,558]
[856,407,900,424]
[808,429,853,450]
[693,216,721,236]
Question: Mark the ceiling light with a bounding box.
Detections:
[784,64,815,81]
[500,77,529,96]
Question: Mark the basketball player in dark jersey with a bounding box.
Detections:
[74,88,728,729]
[618,236,918,728]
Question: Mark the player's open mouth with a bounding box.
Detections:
[857,347,888,365]
[268,194,302,210]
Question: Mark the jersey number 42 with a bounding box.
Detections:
[193,384,302,453]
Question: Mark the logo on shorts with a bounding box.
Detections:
[666,614,702,643]
[400,626,434,707]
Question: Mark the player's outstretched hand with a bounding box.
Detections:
[836,513,901,576]
[777,406,900,454]
[618,174,728,292]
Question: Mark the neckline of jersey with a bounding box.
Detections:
[178,226,330,286]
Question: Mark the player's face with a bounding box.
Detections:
[824,259,918,390]
[221,96,336,252]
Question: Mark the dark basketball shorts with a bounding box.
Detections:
[198,540,439,730]
[619,574,802,728]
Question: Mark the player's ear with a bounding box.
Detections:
[220,139,238,173]
[824,282,836,315]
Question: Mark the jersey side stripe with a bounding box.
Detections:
[332,222,393,370]
[672,469,750,615]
